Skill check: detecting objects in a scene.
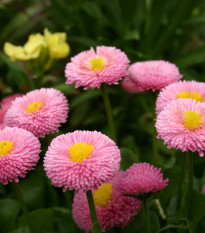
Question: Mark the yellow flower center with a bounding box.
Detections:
[0,140,14,156]
[94,183,113,208]
[69,142,94,163]
[26,102,42,113]
[183,111,202,130]
[89,58,105,71]
[176,91,204,102]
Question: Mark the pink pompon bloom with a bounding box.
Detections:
[65,46,130,90]
[156,80,205,114]
[72,182,142,232]
[201,185,205,194]
[128,60,182,92]
[121,76,143,93]
[0,127,41,184]
[113,163,168,196]
[0,94,23,130]
[4,88,68,138]
[43,130,121,192]
[156,98,205,157]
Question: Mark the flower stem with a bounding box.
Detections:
[14,182,33,233]
[86,190,101,233]
[186,151,193,219]
[100,84,117,143]
[142,198,152,233]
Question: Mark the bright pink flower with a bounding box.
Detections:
[113,163,168,196]
[44,130,121,191]
[65,46,130,90]
[72,182,142,232]
[156,80,205,114]
[0,94,23,129]
[0,127,41,184]
[4,88,68,138]
[156,98,205,157]
[128,60,182,92]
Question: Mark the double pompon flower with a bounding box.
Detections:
[65,46,130,90]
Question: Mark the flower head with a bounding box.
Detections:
[156,98,205,157]
[156,80,205,114]
[128,60,182,92]
[0,94,23,130]
[4,33,46,61]
[4,88,68,138]
[72,182,142,232]
[0,127,41,184]
[65,46,130,90]
[113,163,168,196]
[43,130,121,191]
[202,184,205,194]
[44,28,70,59]
[121,76,143,93]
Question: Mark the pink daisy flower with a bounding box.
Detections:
[4,88,68,138]
[113,163,168,196]
[128,60,182,92]
[202,184,205,194]
[156,80,205,114]
[65,46,130,90]
[121,76,143,93]
[0,127,41,184]
[156,98,205,157]
[43,130,121,191]
[72,182,142,232]
[0,94,23,129]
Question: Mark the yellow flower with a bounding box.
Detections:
[4,33,46,61]
[44,28,70,59]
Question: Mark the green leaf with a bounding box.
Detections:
[0,198,20,233]
[18,208,55,233]
[120,147,139,171]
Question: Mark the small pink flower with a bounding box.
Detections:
[44,130,121,191]
[128,60,182,92]
[4,88,68,138]
[0,94,23,129]
[72,182,142,232]
[156,98,205,157]
[65,46,130,90]
[113,163,168,196]
[121,76,143,93]
[156,80,205,114]
[0,127,41,184]
[201,185,205,194]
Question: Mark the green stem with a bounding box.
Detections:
[64,190,73,210]
[100,84,117,143]
[142,198,152,233]
[176,153,186,210]
[14,183,33,233]
[86,190,101,233]
[186,151,193,219]
[145,0,152,34]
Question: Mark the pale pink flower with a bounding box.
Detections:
[72,182,142,232]
[113,163,168,196]
[0,94,23,129]
[128,60,182,92]
[0,127,41,184]
[121,76,143,93]
[156,80,205,114]
[156,98,205,157]
[201,185,205,194]
[43,130,121,191]
[65,46,130,90]
[4,88,68,138]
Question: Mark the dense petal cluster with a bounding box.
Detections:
[0,127,41,184]
[127,60,182,92]
[43,130,121,191]
[113,163,168,196]
[4,88,68,138]
[121,76,142,93]
[156,80,205,114]
[0,94,23,130]
[72,183,141,232]
[65,46,130,90]
[156,98,205,157]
